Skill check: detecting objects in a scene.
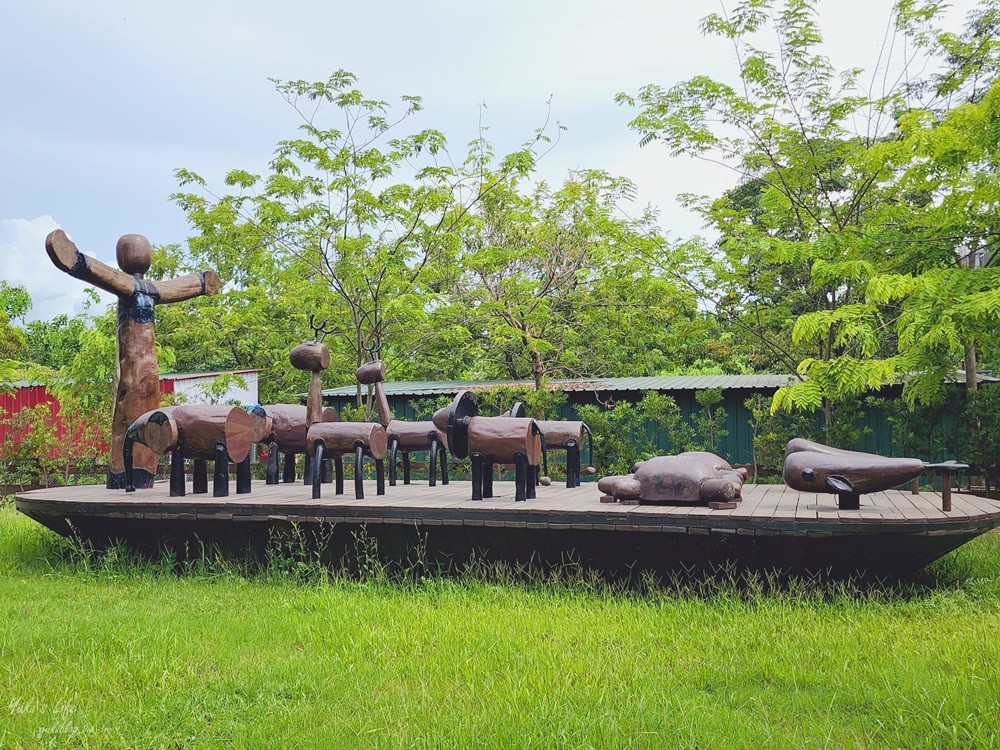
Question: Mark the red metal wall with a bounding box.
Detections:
[0,379,175,460]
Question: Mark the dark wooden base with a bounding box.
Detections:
[15,482,1000,580]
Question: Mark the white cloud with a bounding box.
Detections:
[0,217,113,323]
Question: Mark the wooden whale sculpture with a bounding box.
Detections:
[783,438,924,509]
[598,452,747,507]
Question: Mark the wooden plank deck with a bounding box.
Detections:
[15,480,1000,536]
[17,480,1000,578]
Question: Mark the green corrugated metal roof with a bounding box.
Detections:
[321,371,998,399]
[321,374,801,398]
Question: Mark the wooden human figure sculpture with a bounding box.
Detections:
[45,229,221,489]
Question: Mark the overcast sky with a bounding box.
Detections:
[1,0,979,322]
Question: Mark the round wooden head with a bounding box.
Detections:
[289,342,330,372]
[116,234,152,274]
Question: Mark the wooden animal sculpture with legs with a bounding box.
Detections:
[124,405,255,497]
[295,319,388,500]
[433,391,543,502]
[258,404,339,484]
[358,360,448,487]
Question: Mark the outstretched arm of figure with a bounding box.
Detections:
[45,229,136,297]
[154,270,222,303]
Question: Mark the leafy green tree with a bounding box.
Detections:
[956,384,1000,490]
[172,72,556,404]
[576,393,694,475]
[0,283,30,323]
[690,388,729,453]
[455,169,698,387]
[619,0,1000,430]
[23,314,89,369]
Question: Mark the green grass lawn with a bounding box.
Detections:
[2,503,999,749]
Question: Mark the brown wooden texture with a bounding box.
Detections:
[46,229,134,296]
[127,409,179,455]
[289,343,330,373]
[262,404,338,452]
[44,228,220,487]
[112,317,161,479]
[307,422,388,459]
[598,453,746,504]
[155,272,222,303]
[371,382,393,426]
[386,420,442,449]
[535,421,585,448]
[167,405,255,462]
[247,410,273,444]
[784,441,924,495]
[129,405,255,462]
[356,361,387,385]
[467,417,542,465]
[115,234,153,274]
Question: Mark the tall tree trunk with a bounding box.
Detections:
[965,248,978,393]
[530,349,545,391]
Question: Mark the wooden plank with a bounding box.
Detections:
[872,491,907,523]
[18,482,1000,542]
[957,492,1000,517]
[794,491,818,521]
[728,483,773,518]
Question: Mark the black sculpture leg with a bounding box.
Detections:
[526,462,536,500]
[428,440,438,487]
[388,438,399,487]
[334,456,345,496]
[439,444,449,485]
[236,454,252,494]
[471,453,484,501]
[303,452,313,486]
[827,475,860,510]
[402,452,411,485]
[513,452,528,502]
[282,451,296,483]
[213,443,229,498]
[266,442,279,485]
[322,458,333,484]
[354,444,365,500]
[312,442,325,500]
[567,440,580,488]
[482,462,494,499]
[376,458,385,496]
[124,438,136,493]
[838,493,861,510]
[169,450,186,497]
[192,459,208,494]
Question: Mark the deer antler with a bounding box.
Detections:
[308,313,337,343]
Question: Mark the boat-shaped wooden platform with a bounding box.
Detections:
[16,480,1000,579]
